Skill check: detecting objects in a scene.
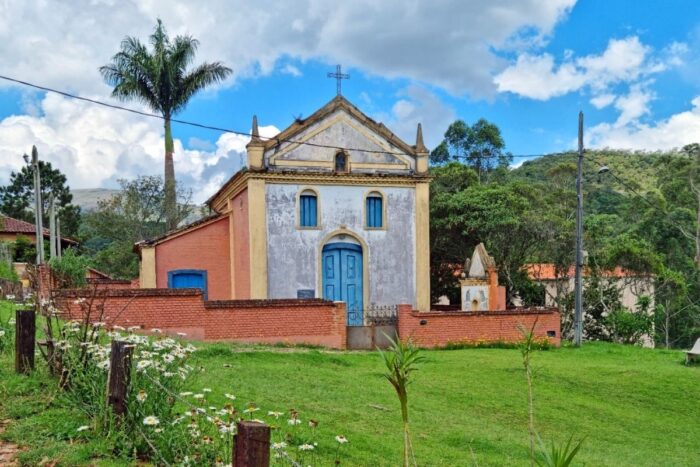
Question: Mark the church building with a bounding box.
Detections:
[137,95,432,323]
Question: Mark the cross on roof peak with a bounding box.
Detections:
[327,64,349,96]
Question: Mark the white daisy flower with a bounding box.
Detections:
[143,416,160,426]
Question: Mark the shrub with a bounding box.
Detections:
[12,235,36,263]
[0,242,18,281]
[605,297,653,345]
[48,248,88,288]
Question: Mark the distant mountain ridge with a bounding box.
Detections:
[70,188,120,211]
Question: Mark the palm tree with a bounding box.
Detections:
[100,20,232,230]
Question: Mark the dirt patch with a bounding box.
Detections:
[0,419,22,466]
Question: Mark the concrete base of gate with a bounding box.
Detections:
[346,325,397,350]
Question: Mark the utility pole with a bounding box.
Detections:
[31,146,44,265]
[49,194,56,259]
[574,112,584,347]
[56,214,62,258]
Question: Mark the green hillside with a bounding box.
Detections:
[511,149,671,195]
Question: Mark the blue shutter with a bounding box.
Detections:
[300,194,317,227]
[366,196,383,228]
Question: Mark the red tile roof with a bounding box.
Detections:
[0,215,77,244]
[525,263,647,280]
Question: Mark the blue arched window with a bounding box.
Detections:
[300,189,318,227]
[366,192,383,228]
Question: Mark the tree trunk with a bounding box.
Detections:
[164,116,177,231]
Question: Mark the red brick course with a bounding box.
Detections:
[397,305,561,348]
[55,289,347,349]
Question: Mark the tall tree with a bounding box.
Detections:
[430,119,511,183]
[100,19,232,230]
[0,160,81,236]
[80,176,194,279]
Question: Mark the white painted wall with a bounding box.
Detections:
[265,183,416,307]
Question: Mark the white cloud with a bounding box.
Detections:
[495,36,656,100]
[375,85,457,149]
[281,64,302,77]
[0,93,279,203]
[0,0,576,98]
[494,53,585,99]
[590,93,616,109]
[612,84,654,127]
[587,96,700,151]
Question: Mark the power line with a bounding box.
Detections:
[0,73,550,160]
[0,74,417,157]
[7,74,682,163]
[586,152,695,238]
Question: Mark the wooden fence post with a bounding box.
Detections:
[15,308,35,374]
[107,340,133,417]
[234,420,270,467]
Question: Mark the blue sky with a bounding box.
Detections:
[0,0,699,201]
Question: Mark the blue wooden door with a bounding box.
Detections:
[322,243,364,326]
[168,269,208,299]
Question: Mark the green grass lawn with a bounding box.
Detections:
[1,300,699,466]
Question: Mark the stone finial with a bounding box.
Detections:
[246,114,265,169]
[415,122,429,173]
[415,123,428,154]
[251,115,261,142]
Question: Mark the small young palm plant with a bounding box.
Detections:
[379,335,425,467]
[519,321,583,467]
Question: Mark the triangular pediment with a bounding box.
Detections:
[264,96,418,171]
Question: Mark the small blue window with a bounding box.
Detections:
[366,193,383,228]
[300,190,318,227]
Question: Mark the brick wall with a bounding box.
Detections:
[231,189,250,299]
[54,289,347,349]
[155,217,231,300]
[397,305,561,348]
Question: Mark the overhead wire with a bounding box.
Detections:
[0,73,545,160]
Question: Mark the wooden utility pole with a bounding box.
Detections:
[574,112,584,347]
[107,340,133,416]
[49,194,56,259]
[31,146,44,265]
[234,421,270,467]
[56,214,62,258]
[15,308,36,374]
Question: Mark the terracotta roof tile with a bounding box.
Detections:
[0,214,77,244]
[525,263,647,280]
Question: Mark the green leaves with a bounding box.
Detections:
[99,19,232,118]
[430,118,510,180]
[536,434,584,467]
[0,160,81,237]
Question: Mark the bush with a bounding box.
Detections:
[605,308,653,345]
[0,261,17,281]
[12,236,36,263]
[48,248,89,288]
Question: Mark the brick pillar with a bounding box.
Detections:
[396,304,413,341]
[333,301,347,350]
[487,267,500,311]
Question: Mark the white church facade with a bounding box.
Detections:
[138,96,432,324]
